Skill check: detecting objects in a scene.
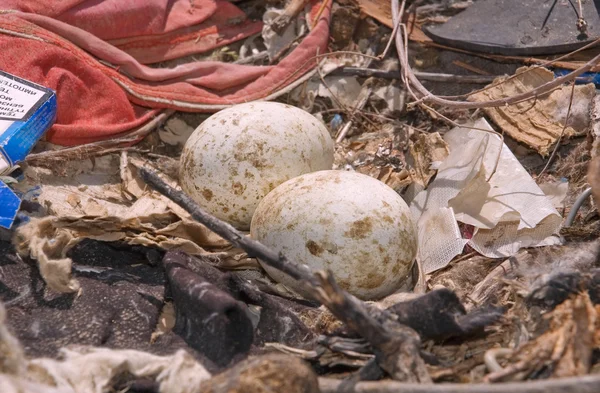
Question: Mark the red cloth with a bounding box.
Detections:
[0,1,332,146]
[3,0,262,64]
[3,0,219,39]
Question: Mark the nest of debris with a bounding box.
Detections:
[3,0,600,392]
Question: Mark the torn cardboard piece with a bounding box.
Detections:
[13,154,258,293]
[469,66,595,156]
[411,118,562,273]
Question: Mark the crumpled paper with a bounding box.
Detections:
[469,66,595,156]
[13,154,257,293]
[539,179,569,209]
[411,118,562,273]
[0,300,211,393]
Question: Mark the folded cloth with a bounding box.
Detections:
[0,1,331,146]
[3,0,262,64]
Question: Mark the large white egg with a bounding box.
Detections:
[179,102,334,230]
[250,170,418,300]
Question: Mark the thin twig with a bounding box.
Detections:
[333,67,498,83]
[393,0,505,180]
[140,167,314,284]
[424,37,600,101]
[25,110,173,164]
[167,43,589,112]
[378,1,407,60]
[311,0,331,30]
[538,82,577,176]
[235,51,268,65]
[576,0,587,35]
[336,85,374,143]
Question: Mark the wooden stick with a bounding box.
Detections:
[336,85,373,143]
[140,167,312,284]
[26,110,172,164]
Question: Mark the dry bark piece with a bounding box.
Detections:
[164,252,254,368]
[387,289,504,342]
[589,270,600,304]
[486,293,598,382]
[527,269,600,309]
[164,251,317,348]
[229,275,317,348]
[323,288,503,342]
[526,271,584,309]
[199,353,319,393]
[336,358,386,392]
[313,271,431,383]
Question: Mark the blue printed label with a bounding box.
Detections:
[0,73,49,122]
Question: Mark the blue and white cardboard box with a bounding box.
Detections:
[0,71,57,228]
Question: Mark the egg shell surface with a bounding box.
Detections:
[179,102,334,230]
[250,170,418,300]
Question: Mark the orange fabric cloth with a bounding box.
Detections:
[0,1,331,145]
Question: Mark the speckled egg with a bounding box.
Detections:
[250,170,418,300]
[179,102,334,230]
